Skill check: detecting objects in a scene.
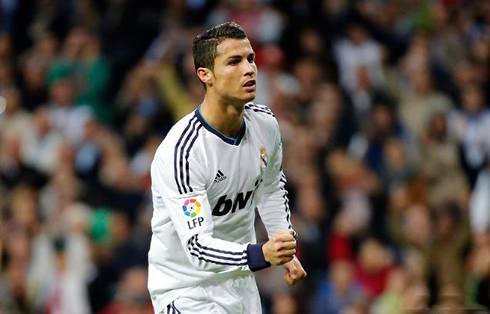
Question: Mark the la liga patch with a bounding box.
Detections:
[183,198,201,218]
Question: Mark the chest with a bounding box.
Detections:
[202,131,272,216]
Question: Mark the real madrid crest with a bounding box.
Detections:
[260,145,268,170]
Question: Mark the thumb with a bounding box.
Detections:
[285,262,298,279]
[290,265,298,279]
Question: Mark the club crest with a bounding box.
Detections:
[260,145,268,170]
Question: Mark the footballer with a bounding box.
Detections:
[148,22,306,313]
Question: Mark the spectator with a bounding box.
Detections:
[333,22,384,93]
[370,268,408,314]
[398,67,452,142]
[20,108,64,175]
[355,239,394,299]
[470,160,490,235]
[448,83,490,187]
[45,78,94,146]
[311,260,365,314]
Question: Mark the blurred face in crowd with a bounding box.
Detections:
[347,24,368,46]
[435,209,456,239]
[412,69,433,94]
[403,281,429,310]
[11,186,38,229]
[6,230,31,262]
[34,108,51,135]
[358,239,391,273]
[385,268,408,295]
[299,28,324,55]
[0,33,12,58]
[330,260,355,294]
[199,38,257,105]
[293,57,322,87]
[462,84,484,113]
[50,78,75,107]
[63,27,89,58]
[23,57,45,90]
[37,32,58,58]
[0,59,12,84]
[7,261,26,299]
[3,87,21,115]
[371,104,394,137]
[427,112,447,141]
[383,139,407,171]
[271,292,298,314]
[405,204,431,246]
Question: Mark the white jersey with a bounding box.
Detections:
[148,103,295,312]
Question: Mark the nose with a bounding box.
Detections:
[243,61,255,77]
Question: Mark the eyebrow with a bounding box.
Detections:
[226,52,255,60]
[226,55,243,60]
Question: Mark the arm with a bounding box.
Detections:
[255,119,306,285]
[256,119,296,238]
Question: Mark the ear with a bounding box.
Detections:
[197,67,214,86]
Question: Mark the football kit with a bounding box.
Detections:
[148,103,295,313]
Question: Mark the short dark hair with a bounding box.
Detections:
[192,22,247,72]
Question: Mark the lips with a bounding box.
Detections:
[243,80,256,87]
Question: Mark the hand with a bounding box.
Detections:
[283,256,307,287]
[262,230,296,265]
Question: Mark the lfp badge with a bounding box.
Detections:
[183,199,201,218]
[183,199,204,230]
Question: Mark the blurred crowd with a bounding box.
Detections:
[1,0,490,313]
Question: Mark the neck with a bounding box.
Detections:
[199,94,245,138]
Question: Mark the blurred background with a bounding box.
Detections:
[0,0,490,313]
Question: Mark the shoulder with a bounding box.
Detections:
[152,111,207,194]
[244,102,277,126]
[154,111,203,164]
[244,102,281,143]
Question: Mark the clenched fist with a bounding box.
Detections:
[262,230,296,265]
[283,256,307,286]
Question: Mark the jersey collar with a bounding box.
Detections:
[195,105,246,146]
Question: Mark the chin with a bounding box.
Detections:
[243,92,256,102]
[227,93,256,106]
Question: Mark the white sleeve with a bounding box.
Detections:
[152,147,270,273]
[256,119,297,239]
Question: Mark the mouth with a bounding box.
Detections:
[243,80,256,91]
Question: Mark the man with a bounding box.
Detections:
[148,22,306,313]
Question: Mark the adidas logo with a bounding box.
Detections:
[214,170,227,183]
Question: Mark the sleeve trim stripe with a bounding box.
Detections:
[174,116,202,195]
[189,235,247,256]
[245,105,275,117]
[195,235,247,256]
[185,124,203,193]
[179,119,200,194]
[188,236,248,266]
[280,171,296,237]
[174,116,197,194]
[179,119,200,193]
[246,103,272,111]
[188,239,247,262]
[189,252,248,266]
[169,302,181,314]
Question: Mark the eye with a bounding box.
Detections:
[229,59,240,65]
[248,55,255,63]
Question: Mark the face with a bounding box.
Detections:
[200,38,257,104]
[462,86,483,113]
